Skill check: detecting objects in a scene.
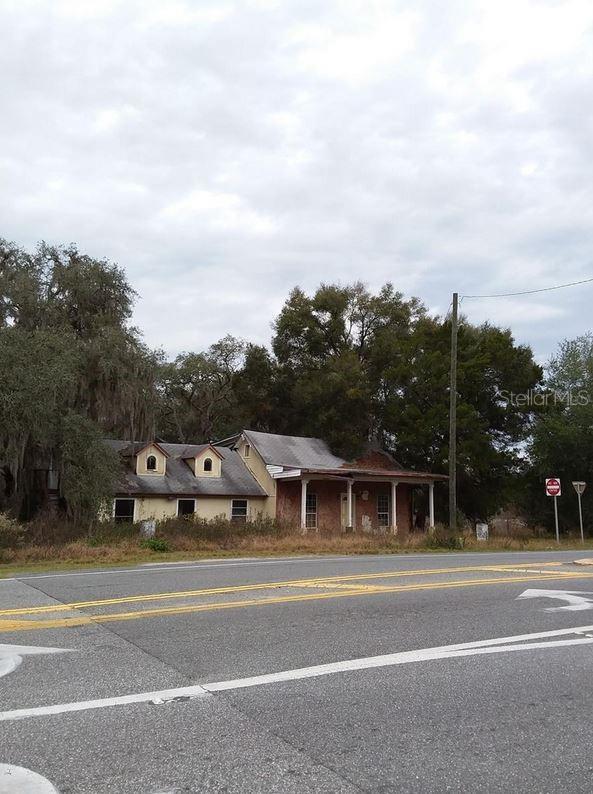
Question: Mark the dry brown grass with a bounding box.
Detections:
[1,514,592,576]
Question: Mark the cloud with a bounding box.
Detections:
[1,0,593,362]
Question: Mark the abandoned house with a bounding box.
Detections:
[106,431,446,532]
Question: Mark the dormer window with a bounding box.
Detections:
[146,455,157,471]
[203,458,213,472]
[244,444,251,458]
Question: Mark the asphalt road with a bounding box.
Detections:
[2,550,593,793]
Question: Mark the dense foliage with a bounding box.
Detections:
[3,237,585,530]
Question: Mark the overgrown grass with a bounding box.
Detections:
[1,514,592,577]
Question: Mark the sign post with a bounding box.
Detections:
[545,478,561,543]
[572,481,587,544]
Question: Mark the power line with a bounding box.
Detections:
[462,275,593,300]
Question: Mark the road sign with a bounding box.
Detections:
[545,478,561,542]
[545,478,561,497]
[572,481,587,543]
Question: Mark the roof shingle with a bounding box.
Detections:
[104,440,267,497]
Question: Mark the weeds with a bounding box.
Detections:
[0,513,591,572]
[140,537,170,553]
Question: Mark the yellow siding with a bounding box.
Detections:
[196,497,267,520]
[136,445,167,476]
[117,496,268,522]
[194,448,222,478]
[134,496,177,521]
[234,438,276,518]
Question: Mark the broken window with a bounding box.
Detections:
[231,499,248,522]
[114,498,135,523]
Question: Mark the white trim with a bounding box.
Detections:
[272,469,302,479]
[391,481,398,533]
[429,482,435,529]
[305,490,318,530]
[266,465,284,475]
[347,479,353,528]
[231,498,249,521]
[377,491,390,528]
[300,479,308,530]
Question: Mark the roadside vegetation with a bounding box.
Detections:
[1,514,592,577]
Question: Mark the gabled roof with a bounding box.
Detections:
[242,430,345,470]
[104,440,267,498]
[128,440,171,458]
[216,430,446,481]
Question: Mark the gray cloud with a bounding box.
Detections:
[2,0,593,361]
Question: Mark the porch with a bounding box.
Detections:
[275,473,436,534]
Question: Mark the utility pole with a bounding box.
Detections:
[449,292,458,530]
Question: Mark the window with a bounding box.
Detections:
[231,499,248,522]
[244,444,250,458]
[114,498,135,523]
[377,493,390,527]
[146,455,157,471]
[178,499,195,517]
[305,493,317,528]
[203,458,213,472]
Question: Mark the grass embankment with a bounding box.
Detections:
[1,516,592,577]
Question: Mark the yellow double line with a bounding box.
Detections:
[1,561,591,633]
[0,561,565,618]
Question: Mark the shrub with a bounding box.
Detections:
[0,512,26,549]
[426,526,465,550]
[140,537,170,553]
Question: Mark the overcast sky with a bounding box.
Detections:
[2,0,593,362]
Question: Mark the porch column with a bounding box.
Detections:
[347,479,353,529]
[391,481,398,534]
[428,482,435,532]
[301,478,309,531]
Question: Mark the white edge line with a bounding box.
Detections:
[5,550,579,581]
[205,637,593,692]
[0,684,210,722]
[2,624,593,723]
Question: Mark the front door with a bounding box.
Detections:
[340,492,356,529]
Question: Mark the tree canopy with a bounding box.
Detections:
[2,237,575,530]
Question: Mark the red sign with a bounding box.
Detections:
[545,478,561,497]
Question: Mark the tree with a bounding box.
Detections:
[271,282,542,518]
[380,316,542,519]
[232,344,278,431]
[272,283,423,457]
[528,334,593,531]
[59,413,120,524]
[159,336,246,442]
[0,238,160,521]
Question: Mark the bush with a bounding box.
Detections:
[156,514,286,542]
[140,537,170,553]
[0,512,26,550]
[425,526,465,550]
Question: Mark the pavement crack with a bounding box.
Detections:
[211,690,369,793]
[12,577,194,686]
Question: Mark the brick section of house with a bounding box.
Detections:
[276,479,412,533]
[343,451,399,471]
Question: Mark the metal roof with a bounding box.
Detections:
[104,440,268,498]
[242,430,346,469]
